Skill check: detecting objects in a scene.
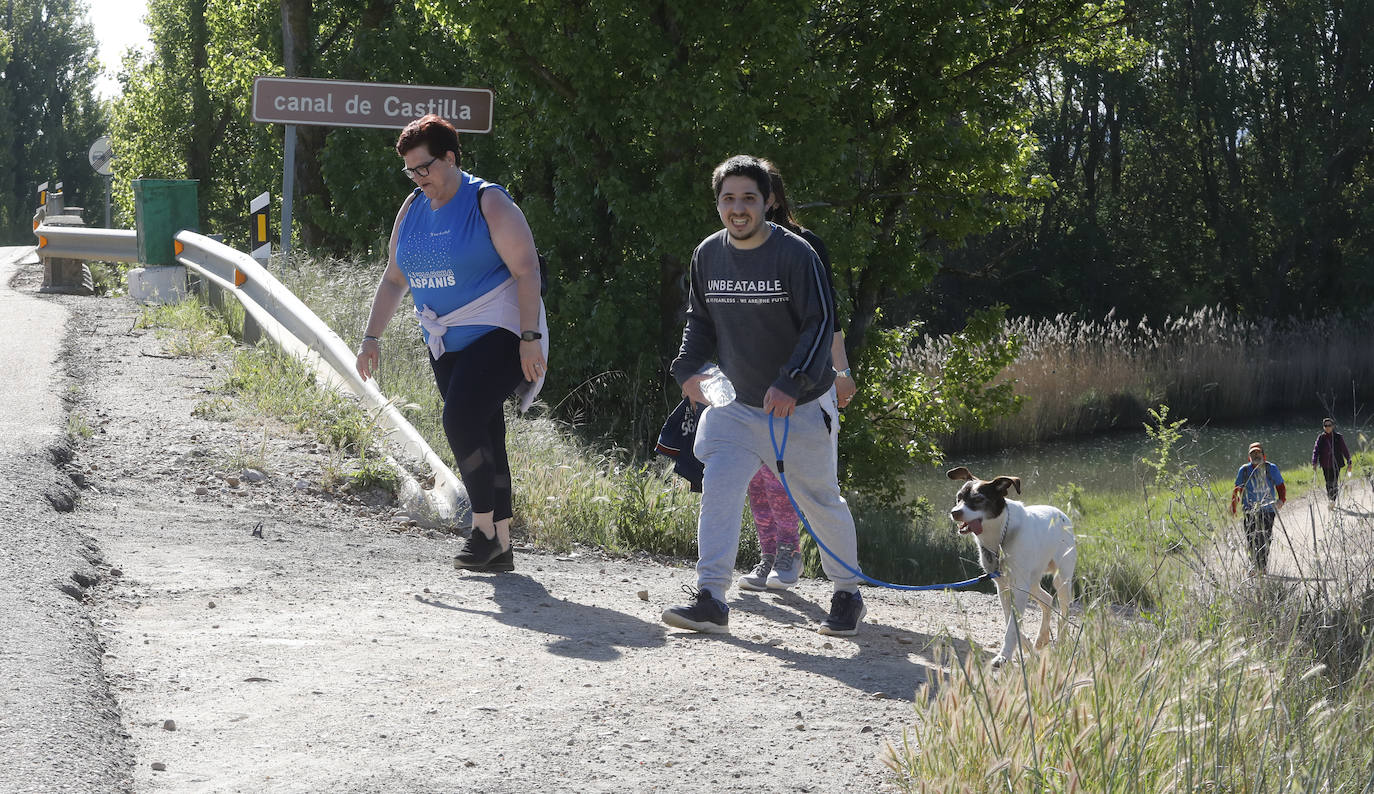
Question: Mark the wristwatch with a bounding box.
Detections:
[520,330,542,342]
[835,367,852,379]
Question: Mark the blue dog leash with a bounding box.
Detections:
[768,413,998,592]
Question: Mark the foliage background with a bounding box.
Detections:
[0,0,107,239]
[6,0,1370,497]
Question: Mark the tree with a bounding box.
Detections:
[110,0,279,235]
[112,0,477,254]
[0,0,107,242]
[940,0,1374,325]
[417,0,1134,496]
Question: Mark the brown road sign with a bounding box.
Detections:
[252,77,492,132]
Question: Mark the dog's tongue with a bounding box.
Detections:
[959,519,984,535]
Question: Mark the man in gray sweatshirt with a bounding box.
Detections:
[662,154,865,636]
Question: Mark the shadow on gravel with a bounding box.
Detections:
[413,574,668,662]
[671,590,987,702]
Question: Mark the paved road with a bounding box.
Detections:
[0,247,130,793]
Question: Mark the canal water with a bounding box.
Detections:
[904,419,1337,509]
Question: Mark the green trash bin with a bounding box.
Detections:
[133,179,199,265]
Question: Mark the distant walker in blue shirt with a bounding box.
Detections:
[1230,442,1286,573]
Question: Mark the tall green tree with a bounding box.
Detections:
[110,0,279,235]
[418,0,1134,495]
[112,0,477,254]
[0,0,107,242]
[943,0,1374,324]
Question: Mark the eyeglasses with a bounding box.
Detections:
[400,155,440,179]
[1324,424,1334,428]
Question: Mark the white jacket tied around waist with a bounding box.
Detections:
[416,276,549,413]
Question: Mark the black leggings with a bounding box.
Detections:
[429,329,525,521]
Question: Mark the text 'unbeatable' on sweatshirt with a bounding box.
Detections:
[670,224,836,408]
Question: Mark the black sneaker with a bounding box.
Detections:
[480,548,515,572]
[661,586,730,634]
[818,590,865,636]
[453,528,507,570]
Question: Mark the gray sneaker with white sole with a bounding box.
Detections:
[738,553,774,591]
[767,542,800,589]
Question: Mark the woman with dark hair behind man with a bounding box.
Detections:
[736,160,857,592]
[355,113,548,573]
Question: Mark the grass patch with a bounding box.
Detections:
[224,431,271,474]
[220,345,384,455]
[88,261,127,296]
[884,482,1374,792]
[506,415,700,554]
[66,412,94,439]
[135,297,234,357]
[135,289,402,497]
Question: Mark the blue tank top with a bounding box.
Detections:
[395,172,512,354]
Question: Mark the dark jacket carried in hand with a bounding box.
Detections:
[655,399,703,492]
[1312,431,1352,470]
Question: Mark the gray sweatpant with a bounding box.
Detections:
[692,397,861,597]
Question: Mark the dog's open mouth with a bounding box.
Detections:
[958,519,984,535]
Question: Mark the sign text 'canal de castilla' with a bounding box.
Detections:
[252,77,493,132]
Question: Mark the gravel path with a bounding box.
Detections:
[25,263,1015,794]
[0,248,132,794]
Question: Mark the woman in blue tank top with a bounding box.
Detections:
[355,114,548,573]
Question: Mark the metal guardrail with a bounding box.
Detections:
[32,223,467,528]
[33,225,140,262]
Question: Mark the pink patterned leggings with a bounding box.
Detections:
[748,465,800,554]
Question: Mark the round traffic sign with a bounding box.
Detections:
[88,136,114,176]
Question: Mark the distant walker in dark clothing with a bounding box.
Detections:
[1311,418,1353,504]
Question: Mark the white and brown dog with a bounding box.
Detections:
[947,467,1076,668]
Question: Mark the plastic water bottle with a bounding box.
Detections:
[700,366,736,407]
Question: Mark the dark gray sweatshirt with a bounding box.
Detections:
[670,224,836,408]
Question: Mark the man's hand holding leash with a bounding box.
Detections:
[763,386,797,418]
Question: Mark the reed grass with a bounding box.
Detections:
[914,306,1374,454]
[884,461,1374,792]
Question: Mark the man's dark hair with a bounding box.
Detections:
[396,113,461,161]
[711,155,771,201]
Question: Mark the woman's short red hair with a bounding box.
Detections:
[395,114,460,160]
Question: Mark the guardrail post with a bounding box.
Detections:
[242,309,263,346]
[36,192,96,296]
[188,234,227,313]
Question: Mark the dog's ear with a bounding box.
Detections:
[990,476,1022,495]
[947,467,976,482]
